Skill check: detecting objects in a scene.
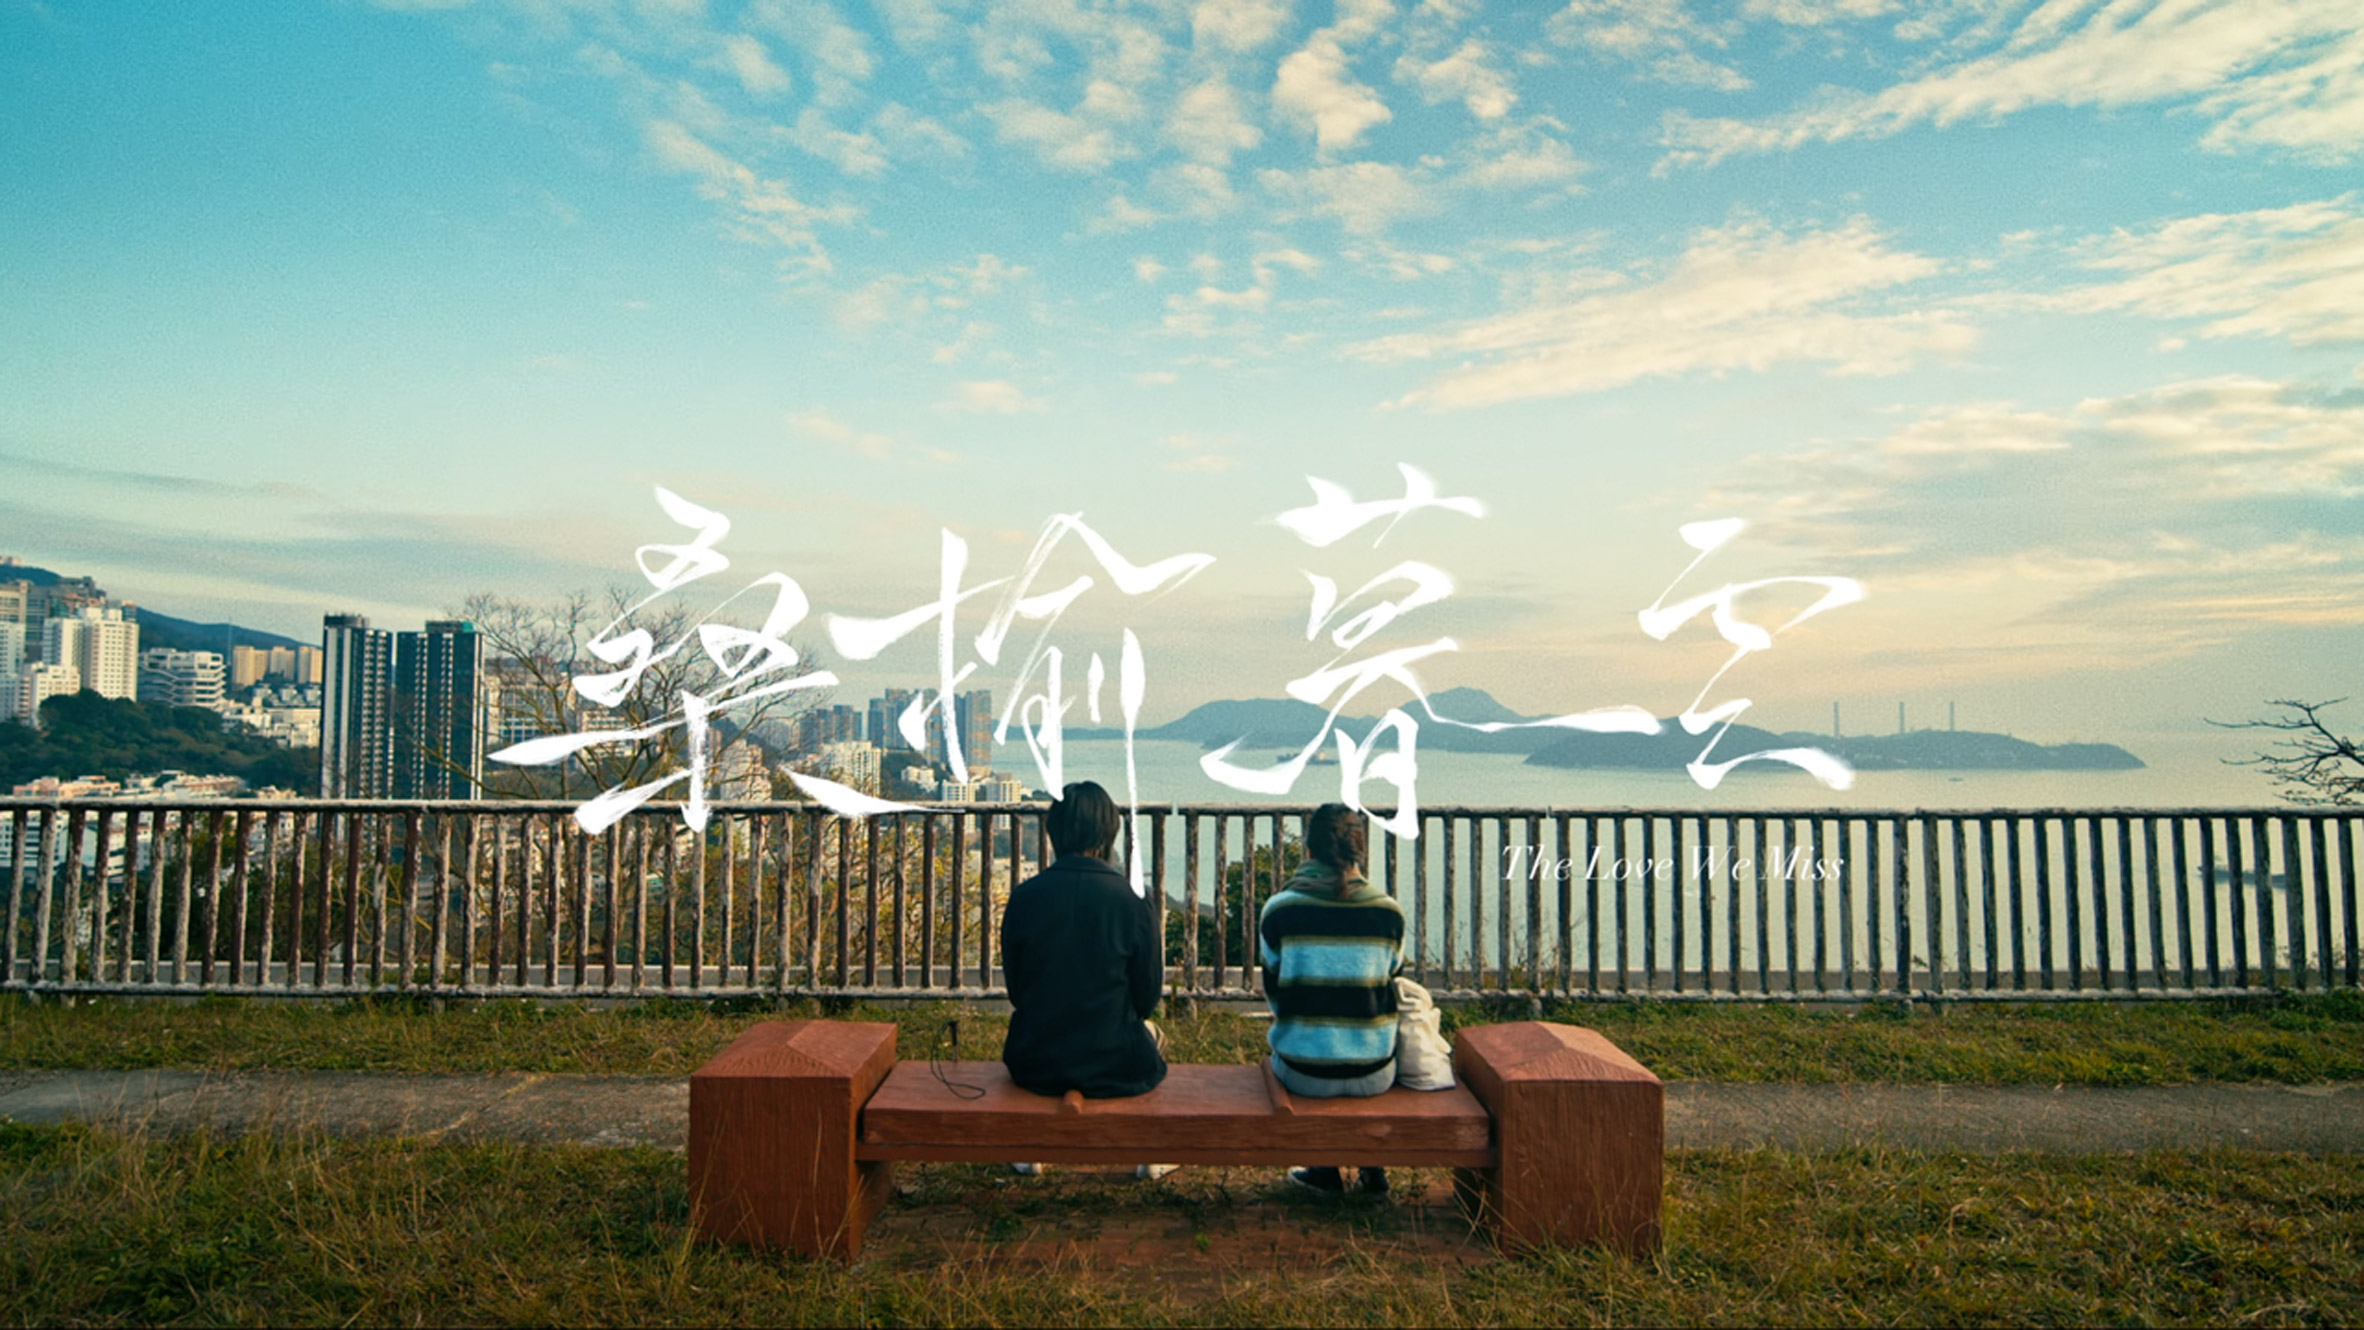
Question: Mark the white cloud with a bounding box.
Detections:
[789,107,888,176]
[931,320,993,364]
[941,379,1046,413]
[1547,0,1749,92]
[714,33,793,97]
[1088,192,1163,232]
[1160,433,1237,471]
[870,102,970,160]
[1707,376,2364,654]
[2048,195,2364,347]
[835,276,929,331]
[1662,0,2364,170]
[1192,0,1292,53]
[1149,162,1240,220]
[1253,246,1322,281]
[1135,369,1180,384]
[751,0,877,107]
[1395,38,1517,119]
[1343,241,1457,278]
[1456,117,1585,189]
[1355,218,1972,408]
[1259,160,1433,234]
[946,253,1028,297]
[642,119,842,274]
[1741,0,1895,25]
[1133,253,1169,284]
[787,409,894,458]
[873,0,958,49]
[1272,13,1395,155]
[1168,77,1264,165]
[986,98,1135,172]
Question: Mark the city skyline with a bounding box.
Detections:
[5,1,2361,791]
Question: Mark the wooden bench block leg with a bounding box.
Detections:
[690,1020,898,1260]
[1453,1022,1663,1256]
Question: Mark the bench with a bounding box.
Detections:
[688,1019,1662,1261]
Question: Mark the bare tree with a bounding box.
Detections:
[2210,699,2364,806]
[461,587,828,802]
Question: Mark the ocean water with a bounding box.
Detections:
[1031,734,2283,813]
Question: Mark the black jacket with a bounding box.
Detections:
[999,854,1167,1098]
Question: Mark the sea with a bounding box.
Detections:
[1032,732,2285,813]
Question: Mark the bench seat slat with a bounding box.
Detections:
[857,1062,1495,1166]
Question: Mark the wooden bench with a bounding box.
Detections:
[688,1019,1662,1261]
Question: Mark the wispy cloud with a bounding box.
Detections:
[787,409,895,459]
[1661,0,2364,170]
[644,119,844,274]
[1395,37,1518,119]
[939,379,1045,413]
[1259,161,1435,234]
[1705,375,2364,656]
[1548,0,1750,92]
[2045,194,2364,348]
[1357,218,1972,408]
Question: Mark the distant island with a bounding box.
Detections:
[1074,688,2143,772]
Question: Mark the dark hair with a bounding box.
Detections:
[1304,803,1365,874]
[1047,781,1121,858]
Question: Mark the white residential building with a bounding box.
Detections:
[12,662,80,725]
[811,740,880,790]
[139,647,226,708]
[0,619,24,721]
[44,606,139,700]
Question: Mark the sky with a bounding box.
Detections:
[3,0,2361,781]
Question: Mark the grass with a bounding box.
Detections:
[3,988,2361,1084]
[1,1121,2356,1327]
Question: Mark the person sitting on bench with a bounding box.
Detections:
[1000,780,1170,1177]
[1261,802,1406,1196]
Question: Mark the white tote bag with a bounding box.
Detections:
[1392,976,1456,1091]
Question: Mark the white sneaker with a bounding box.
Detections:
[1134,1164,1178,1181]
[1011,1162,1046,1176]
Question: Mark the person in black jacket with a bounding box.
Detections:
[998,780,1168,1101]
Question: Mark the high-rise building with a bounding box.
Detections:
[230,645,269,690]
[138,648,226,709]
[320,614,394,798]
[793,703,861,751]
[43,606,139,700]
[956,688,994,772]
[868,688,921,752]
[391,620,484,799]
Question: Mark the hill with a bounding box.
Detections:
[1078,687,1605,755]
[1078,688,2145,772]
[2,562,307,653]
[1526,723,2143,772]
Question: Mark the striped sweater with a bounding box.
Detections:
[1259,862,1406,1082]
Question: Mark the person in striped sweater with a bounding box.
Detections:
[1259,802,1406,1196]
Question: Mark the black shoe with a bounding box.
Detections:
[1286,1166,1346,1195]
[1357,1167,1390,1196]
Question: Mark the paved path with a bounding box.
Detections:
[3,1070,2360,1152]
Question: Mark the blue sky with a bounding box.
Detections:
[3,0,2361,767]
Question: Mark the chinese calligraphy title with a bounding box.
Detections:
[495,468,1864,897]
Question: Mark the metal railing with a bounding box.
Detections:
[3,799,2358,1001]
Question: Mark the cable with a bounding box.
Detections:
[929,1018,985,1100]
